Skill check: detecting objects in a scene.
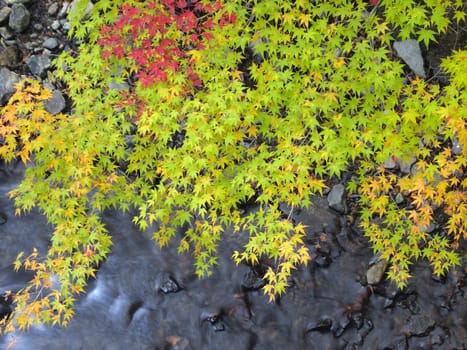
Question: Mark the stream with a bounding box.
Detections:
[0,162,465,349]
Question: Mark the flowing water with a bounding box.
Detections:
[0,162,465,349]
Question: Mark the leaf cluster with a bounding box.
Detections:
[0,0,465,336]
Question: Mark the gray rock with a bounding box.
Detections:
[50,20,61,31]
[383,156,396,169]
[8,3,30,33]
[61,21,71,32]
[395,193,404,205]
[57,2,71,19]
[393,39,426,78]
[69,0,94,21]
[108,80,130,91]
[33,22,43,31]
[26,54,51,78]
[405,314,435,336]
[5,0,32,4]
[420,221,436,233]
[43,89,66,115]
[0,7,12,25]
[0,27,14,40]
[43,37,59,50]
[0,45,19,68]
[396,156,416,174]
[0,67,19,104]
[366,257,388,285]
[452,136,462,155]
[48,3,59,16]
[327,183,347,214]
[0,212,6,224]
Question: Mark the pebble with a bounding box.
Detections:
[0,26,14,40]
[43,37,59,50]
[8,3,30,33]
[33,23,43,31]
[327,183,347,214]
[395,193,404,205]
[51,20,61,31]
[0,6,12,25]
[48,3,59,17]
[57,2,71,19]
[452,137,462,155]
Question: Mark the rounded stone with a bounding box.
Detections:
[43,37,59,50]
[8,3,30,33]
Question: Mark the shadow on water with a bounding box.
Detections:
[0,162,465,349]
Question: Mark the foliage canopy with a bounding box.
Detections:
[0,0,465,337]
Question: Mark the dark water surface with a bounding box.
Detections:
[1,163,465,349]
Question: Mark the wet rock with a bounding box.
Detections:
[26,53,51,78]
[331,312,351,337]
[0,67,19,104]
[0,212,7,224]
[315,255,331,267]
[242,270,266,291]
[43,37,59,50]
[429,327,446,346]
[385,336,408,350]
[306,317,333,332]
[350,312,363,329]
[357,318,373,339]
[366,256,388,285]
[393,39,426,78]
[0,45,19,68]
[200,311,225,332]
[0,6,12,25]
[226,301,253,330]
[156,273,181,294]
[8,3,30,33]
[404,314,435,336]
[327,183,347,214]
[43,89,66,115]
[0,293,12,320]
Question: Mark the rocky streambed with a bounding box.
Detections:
[1,162,466,350]
[0,1,466,349]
